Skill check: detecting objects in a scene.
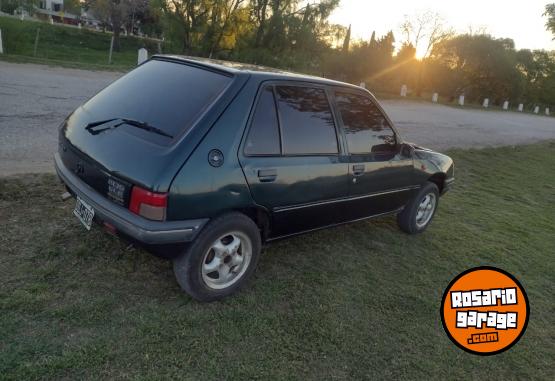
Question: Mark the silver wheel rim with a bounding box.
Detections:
[415,193,436,228]
[201,231,252,290]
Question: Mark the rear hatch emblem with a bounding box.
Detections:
[107,177,130,206]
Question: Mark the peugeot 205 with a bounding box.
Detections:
[55,55,454,301]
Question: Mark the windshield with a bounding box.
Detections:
[80,59,232,140]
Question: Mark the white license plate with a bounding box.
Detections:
[73,196,95,230]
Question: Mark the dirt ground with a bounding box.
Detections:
[1,61,554,175]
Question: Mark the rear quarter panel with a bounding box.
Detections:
[166,78,260,220]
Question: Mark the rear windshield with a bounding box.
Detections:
[81,59,232,140]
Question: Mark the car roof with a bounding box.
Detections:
[152,54,363,90]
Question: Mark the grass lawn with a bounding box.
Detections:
[0,16,160,70]
[0,143,554,380]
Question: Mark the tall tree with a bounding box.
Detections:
[87,0,147,51]
[155,0,211,53]
[342,24,351,52]
[545,3,555,39]
[252,0,270,47]
[400,11,453,59]
[517,49,555,104]
[428,34,524,102]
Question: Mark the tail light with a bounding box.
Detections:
[129,186,167,221]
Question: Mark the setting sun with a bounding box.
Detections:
[330,0,555,54]
[415,44,429,59]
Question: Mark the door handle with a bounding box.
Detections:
[257,168,277,183]
[352,164,365,176]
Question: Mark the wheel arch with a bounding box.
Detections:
[233,206,272,242]
[427,172,447,194]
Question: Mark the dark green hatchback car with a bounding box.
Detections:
[55,55,454,301]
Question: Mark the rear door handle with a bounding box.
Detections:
[257,168,277,183]
[352,164,365,176]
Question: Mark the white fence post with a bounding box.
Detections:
[400,84,407,97]
[458,95,465,106]
[518,104,524,112]
[546,108,550,116]
[482,98,489,108]
[33,28,40,57]
[108,36,114,64]
[432,93,438,103]
[503,101,509,110]
[138,48,148,65]
[0,29,3,54]
[534,106,539,114]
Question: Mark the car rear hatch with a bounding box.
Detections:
[58,57,245,211]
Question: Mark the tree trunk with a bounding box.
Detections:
[209,0,241,58]
[254,1,268,47]
[112,26,121,52]
[416,61,424,96]
[111,6,122,52]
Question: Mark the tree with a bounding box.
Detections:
[517,49,555,105]
[545,3,555,39]
[342,24,350,52]
[428,34,524,103]
[251,0,270,47]
[400,11,453,95]
[324,30,396,85]
[400,11,453,59]
[202,0,245,57]
[64,0,83,15]
[87,0,137,51]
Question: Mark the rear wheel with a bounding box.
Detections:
[173,213,261,302]
[397,182,439,234]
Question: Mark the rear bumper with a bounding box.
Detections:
[54,153,208,244]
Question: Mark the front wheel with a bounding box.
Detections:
[397,182,439,234]
[173,213,261,302]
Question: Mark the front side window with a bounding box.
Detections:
[335,91,396,154]
[275,86,338,155]
[244,87,281,155]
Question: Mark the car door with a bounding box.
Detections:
[239,83,350,238]
[332,88,419,219]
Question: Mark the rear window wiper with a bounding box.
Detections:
[85,118,174,139]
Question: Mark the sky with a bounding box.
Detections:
[328,0,555,56]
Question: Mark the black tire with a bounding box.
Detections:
[397,182,440,234]
[173,212,261,302]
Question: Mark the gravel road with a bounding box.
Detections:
[1,61,554,176]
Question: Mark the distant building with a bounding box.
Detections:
[35,0,79,25]
[38,0,64,13]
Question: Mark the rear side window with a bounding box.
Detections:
[275,86,338,155]
[335,91,396,154]
[82,59,232,140]
[245,87,281,155]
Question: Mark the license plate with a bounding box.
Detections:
[73,196,95,230]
